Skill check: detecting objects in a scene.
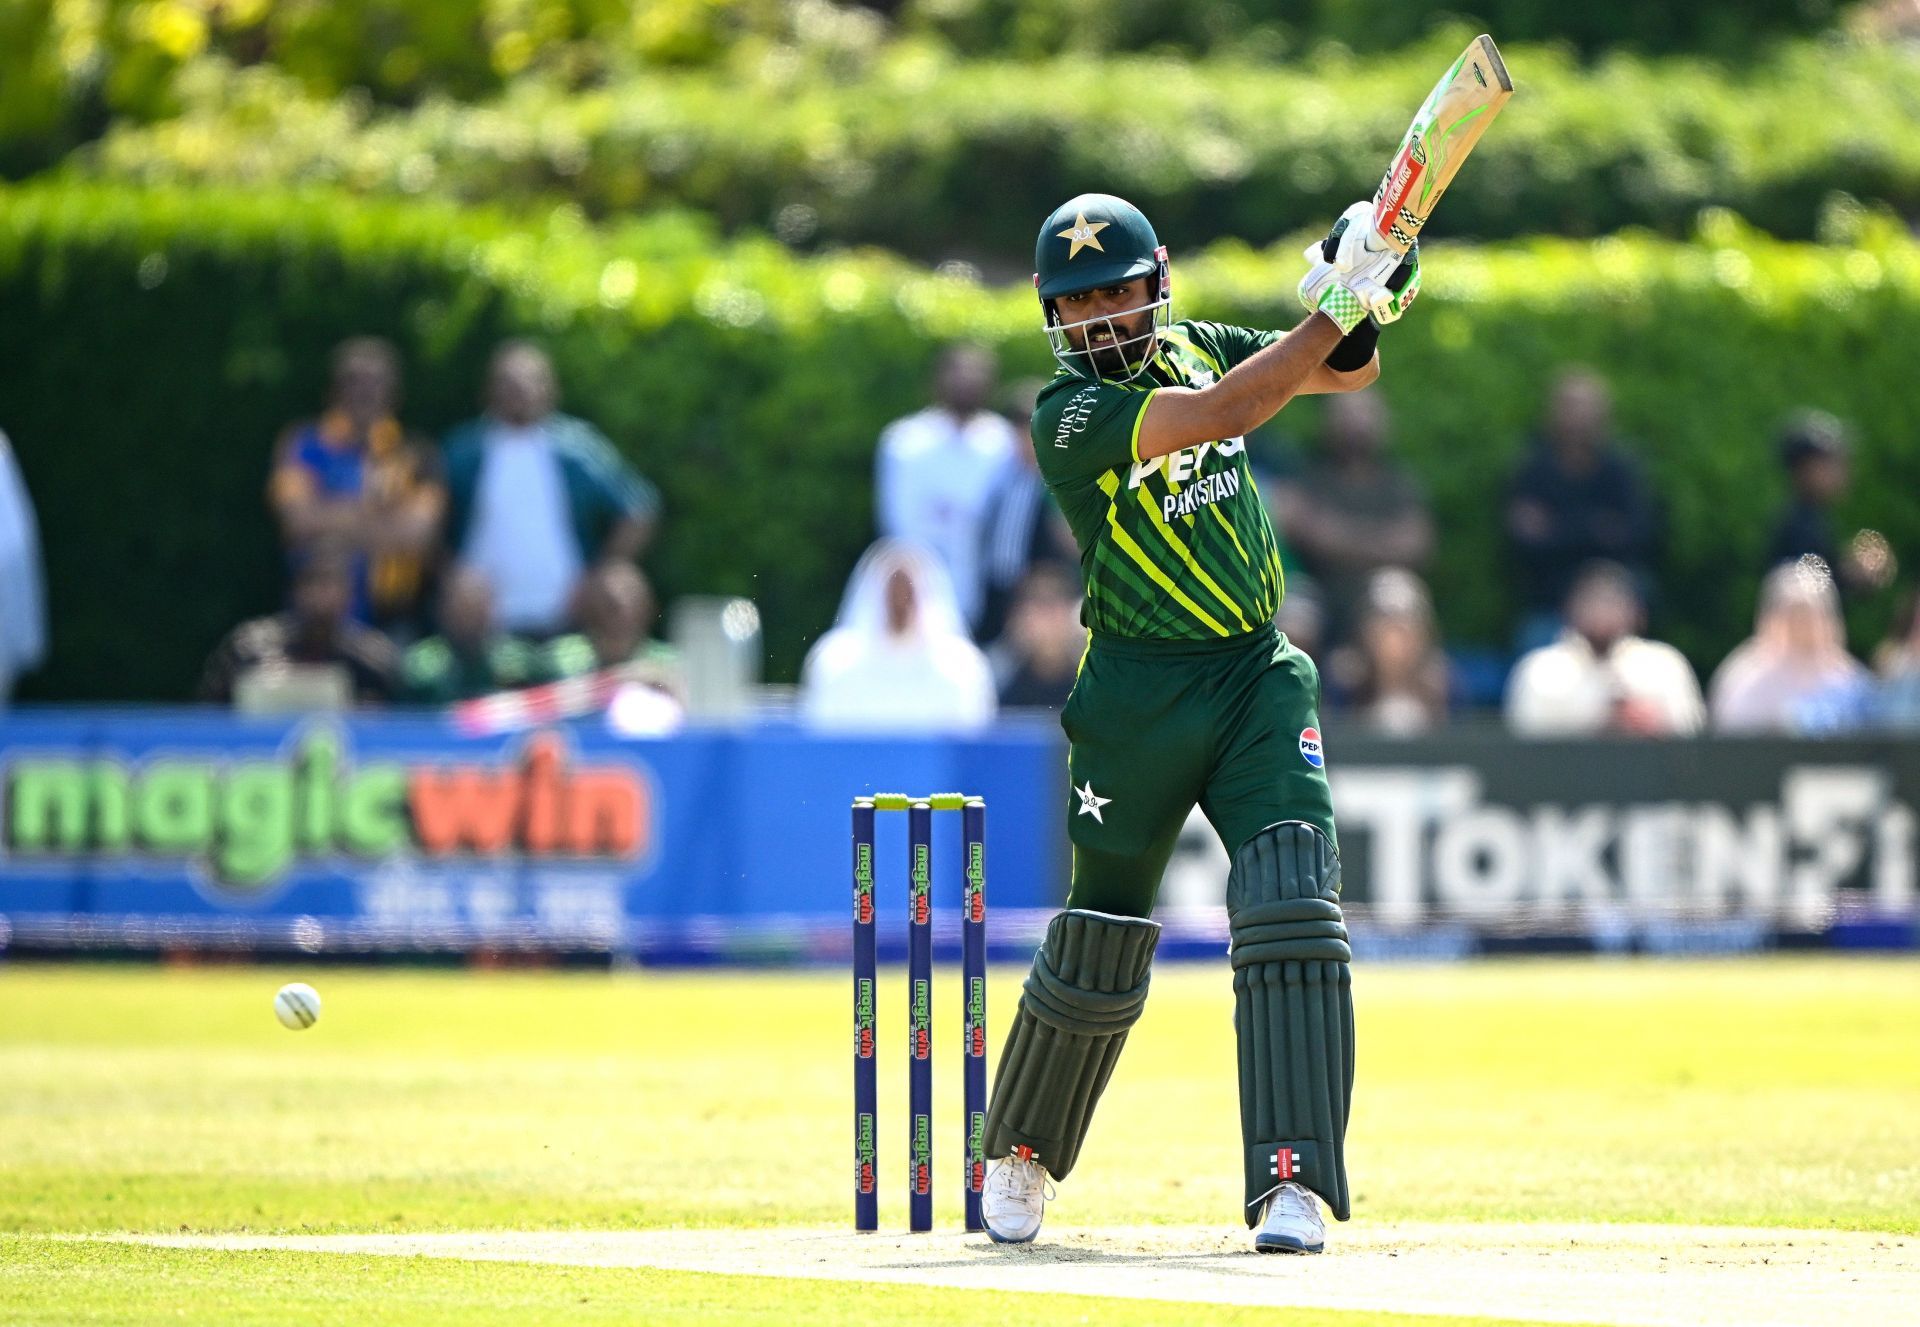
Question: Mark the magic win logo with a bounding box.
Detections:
[2,728,650,895]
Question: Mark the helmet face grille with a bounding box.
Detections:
[1043,292,1173,383]
[1040,245,1173,383]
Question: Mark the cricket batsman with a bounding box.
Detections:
[978,193,1419,1253]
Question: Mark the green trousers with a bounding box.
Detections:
[1062,624,1335,918]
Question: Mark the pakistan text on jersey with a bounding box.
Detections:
[1124,437,1248,521]
[1158,467,1243,521]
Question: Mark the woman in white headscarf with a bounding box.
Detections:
[800,539,998,732]
[1710,557,1874,733]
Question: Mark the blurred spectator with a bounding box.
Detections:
[1270,391,1433,646]
[1763,410,1897,595]
[801,540,997,732]
[1857,0,1920,39]
[399,566,538,704]
[995,565,1085,711]
[976,378,1078,644]
[0,427,46,703]
[543,563,683,697]
[875,344,1019,634]
[199,543,398,706]
[268,337,445,635]
[1709,558,1874,733]
[1876,591,1920,730]
[442,342,660,637]
[1329,569,1450,736]
[1506,561,1703,736]
[568,564,686,737]
[1505,370,1660,650]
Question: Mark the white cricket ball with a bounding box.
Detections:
[273,982,322,1030]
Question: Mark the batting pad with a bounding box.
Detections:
[983,908,1161,1181]
[1229,821,1354,1224]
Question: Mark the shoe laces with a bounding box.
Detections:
[988,1155,1055,1202]
[1272,1181,1319,1220]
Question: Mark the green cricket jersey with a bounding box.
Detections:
[1030,321,1285,641]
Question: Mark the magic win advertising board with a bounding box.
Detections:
[0,712,1913,958]
[0,709,1063,958]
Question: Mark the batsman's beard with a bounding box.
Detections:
[1045,283,1173,383]
[1068,313,1155,378]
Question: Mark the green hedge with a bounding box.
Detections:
[899,0,1858,59]
[0,0,772,157]
[81,37,1920,258]
[0,0,918,173]
[0,0,1856,167]
[1,181,1915,701]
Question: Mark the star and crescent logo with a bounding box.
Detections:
[1056,212,1110,260]
[1075,781,1111,822]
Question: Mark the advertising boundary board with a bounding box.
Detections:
[0,710,1913,962]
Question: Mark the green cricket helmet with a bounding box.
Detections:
[1034,193,1172,382]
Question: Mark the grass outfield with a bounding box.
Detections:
[1,957,1915,1324]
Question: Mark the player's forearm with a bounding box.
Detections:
[1137,314,1344,460]
[1209,313,1349,422]
[1297,354,1380,396]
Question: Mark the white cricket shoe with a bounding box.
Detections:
[982,1153,1052,1244]
[1254,1181,1326,1254]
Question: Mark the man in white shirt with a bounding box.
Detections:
[442,343,660,637]
[874,344,1019,634]
[1506,560,1704,736]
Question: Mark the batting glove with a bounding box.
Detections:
[1297,262,1370,335]
[1372,245,1422,326]
[1310,200,1405,320]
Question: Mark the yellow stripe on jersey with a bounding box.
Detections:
[1103,507,1232,636]
[1098,387,1253,633]
[1162,326,1263,591]
[1242,466,1284,596]
[1207,502,1254,567]
[1099,470,1219,628]
[1127,389,1157,465]
[1160,327,1225,377]
[1133,482,1252,632]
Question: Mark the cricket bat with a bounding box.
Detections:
[1371,34,1513,255]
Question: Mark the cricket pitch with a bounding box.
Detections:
[98,1222,1919,1327]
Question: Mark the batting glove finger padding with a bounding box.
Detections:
[1372,245,1422,325]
